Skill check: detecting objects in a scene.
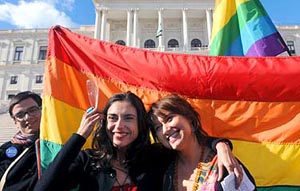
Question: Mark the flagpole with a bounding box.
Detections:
[286,49,292,56]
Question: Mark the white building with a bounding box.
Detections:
[0,0,299,113]
[0,27,94,113]
[93,0,215,54]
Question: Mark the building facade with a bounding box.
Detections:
[0,27,94,113]
[0,0,299,111]
[93,0,215,54]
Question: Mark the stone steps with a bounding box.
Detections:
[0,113,17,145]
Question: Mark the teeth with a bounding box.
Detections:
[166,136,170,141]
[114,132,128,135]
[171,131,177,137]
[166,130,179,141]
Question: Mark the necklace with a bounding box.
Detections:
[192,162,202,191]
[114,165,128,174]
[115,173,129,191]
[114,160,130,191]
[174,146,205,191]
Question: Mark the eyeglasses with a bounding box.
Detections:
[13,106,41,121]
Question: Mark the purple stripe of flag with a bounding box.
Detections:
[246,33,288,56]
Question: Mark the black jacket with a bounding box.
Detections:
[34,134,175,191]
[0,141,38,191]
[34,134,234,191]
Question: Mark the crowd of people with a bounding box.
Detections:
[0,90,256,191]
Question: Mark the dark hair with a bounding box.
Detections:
[90,91,150,168]
[9,91,42,117]
[147,109,160,143]
[149,94,208,146]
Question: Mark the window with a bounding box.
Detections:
[167,39,179,48]
[286,41,296,55]
[14,46,23,61]
[144,39,156,48]
[36,75,43,84]
[191,39,202,50]
[115,40,126,46]
[10,76,18,84]
[38,46,47,60]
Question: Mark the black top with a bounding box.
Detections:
[34,134,175,191]
[0,141,38,191]
[34,134,234,191]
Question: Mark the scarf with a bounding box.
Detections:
[11,131,39,145]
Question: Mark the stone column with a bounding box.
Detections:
[100,10,107,41]
[133,9,139,47]
[94,9,101,39]
[6,41,11,64]
[206,8,213,44]
[126,9,133,46]
[31,39,36,64]
[182,8,188,52]
[157,8,164,51]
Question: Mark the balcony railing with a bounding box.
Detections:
[144,46,209,55]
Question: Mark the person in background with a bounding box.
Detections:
[149,94,256,191]
[0,91,42,191]
[34,91,243,191]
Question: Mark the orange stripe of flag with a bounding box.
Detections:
[44,57,300,144]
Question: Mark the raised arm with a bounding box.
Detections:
[34,108,101,191]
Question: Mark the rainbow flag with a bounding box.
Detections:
[210,0,289,56]
[41,26,300,190]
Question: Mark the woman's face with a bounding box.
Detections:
[155,113,193,151]
[106,101,139,149]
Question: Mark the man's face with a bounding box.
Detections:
[11,98,41,135]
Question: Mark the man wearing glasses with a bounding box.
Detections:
[0,91,42,191]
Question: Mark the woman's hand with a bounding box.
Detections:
[216,142,243,189]
[77,107,103,139]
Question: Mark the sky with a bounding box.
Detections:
[0,0,299,30]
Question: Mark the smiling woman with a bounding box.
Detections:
[106,101,139,149]
[34,91,154,191]
[149,94,257,191]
